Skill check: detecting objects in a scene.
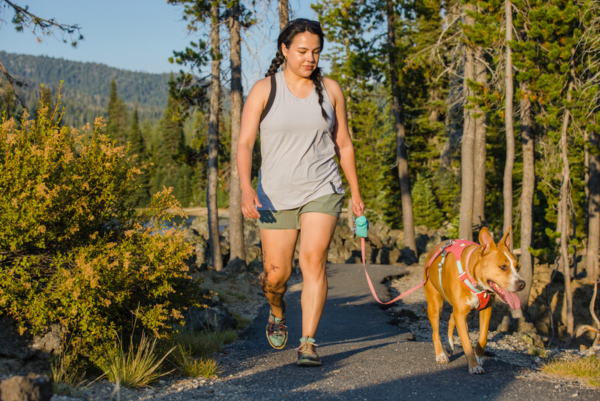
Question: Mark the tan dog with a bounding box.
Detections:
[423,227,525,374]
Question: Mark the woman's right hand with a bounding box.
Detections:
[241,187,262,219]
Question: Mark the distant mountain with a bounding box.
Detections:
[0,51,171,126]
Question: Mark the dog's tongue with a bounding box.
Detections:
[505,291,521,310]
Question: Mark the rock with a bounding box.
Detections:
[0,317,32,360]
[31,325,63,356]
[389,248,402,265]
[391,230,404,249]
[185,305,238,332]
[190,215,209,240]
[219,234,230,258]
[425,231,443,253]
[371,220,391,239]
[367,233,383,249]
[336,225,355,241]
[0,374,52,401]
[225,257,247,275]
[375,248,391,265]
[243,219,260,247]
[194,238,209,270]
[382,235,396,248]
[416,233,429,256]
[245,246,262,265]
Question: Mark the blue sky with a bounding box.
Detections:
[0,0,320,86]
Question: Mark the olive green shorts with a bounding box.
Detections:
[257,193,345,230]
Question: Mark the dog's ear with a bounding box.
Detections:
[479,227,496,253]
[499,225,512,249]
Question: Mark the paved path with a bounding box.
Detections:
[214,263,598,400]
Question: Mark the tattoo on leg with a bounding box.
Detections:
[259,266,286,309]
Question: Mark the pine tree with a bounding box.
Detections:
[106,79,129,146]
[412,174,444,228]
[129,103,151,205]
[152,90,186,203]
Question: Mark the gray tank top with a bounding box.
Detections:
[257,70,345,211]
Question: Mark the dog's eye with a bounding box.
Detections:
[498,265,508,271]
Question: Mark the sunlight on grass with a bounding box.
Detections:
[50,350,85,396]
[542,355,600,387]
[173,328,237,358]
[96,332,175,389]
[173,345,221,378]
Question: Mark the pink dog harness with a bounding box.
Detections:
[434,240,491,311]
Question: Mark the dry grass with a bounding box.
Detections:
[542,355,600,387]
[173,346,221,378]
[173,328,237,358]
[50,350,85,396]
[97,331,175,389]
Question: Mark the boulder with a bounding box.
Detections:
[371,220,391,239]
[336,225,355,241]
[190,215,209,240]
[0,374,52,401]
[375,248,391,264]
[193,237,208,269]
[243,219,261,247]
[389,248,403,265]
[367,233,383,249]
[245,245,262,265]
[31,325,63,356]
[185,293,238,332]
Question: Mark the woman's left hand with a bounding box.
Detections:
[351,193,365,217]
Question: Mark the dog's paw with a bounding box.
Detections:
[436,352,450,364]
[469,365,485,375]
[476,355,485,366]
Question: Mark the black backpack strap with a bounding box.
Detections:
[260,74,277,123]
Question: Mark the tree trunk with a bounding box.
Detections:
[517,81,534,317]
[278,0,289,31]
[441,0,462,171]
[227,1,245,270]
[559,78,575,342]
[207,2,223,271]
[503,0,515,251]
[588,128,600,282]
[459,4,476,241]
[345,34,354,140]
[387,0,417,259]
[472,51,487,230]
[585,130,590,225]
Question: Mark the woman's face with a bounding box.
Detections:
[282,31,322,78]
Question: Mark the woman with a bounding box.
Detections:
[237,18,364,367]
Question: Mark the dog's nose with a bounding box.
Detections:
[516,280,525,291]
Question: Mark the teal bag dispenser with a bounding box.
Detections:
[354,215,369,238]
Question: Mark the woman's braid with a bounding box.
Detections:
[310,67,328,121]
[265,50,286,77]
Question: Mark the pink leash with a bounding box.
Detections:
[361,237,429,305]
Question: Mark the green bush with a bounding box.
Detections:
[0,95,203,361]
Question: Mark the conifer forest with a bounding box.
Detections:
[1,0,599,346]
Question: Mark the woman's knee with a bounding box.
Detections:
[300,250,327,268]
[299,251,327,280]
[259,263,290,293]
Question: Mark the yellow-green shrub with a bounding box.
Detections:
[0,97,202,360]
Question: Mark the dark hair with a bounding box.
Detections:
[265,19,328,120]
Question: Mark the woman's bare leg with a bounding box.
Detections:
[259,228,298,318]
[298,212,338,338]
